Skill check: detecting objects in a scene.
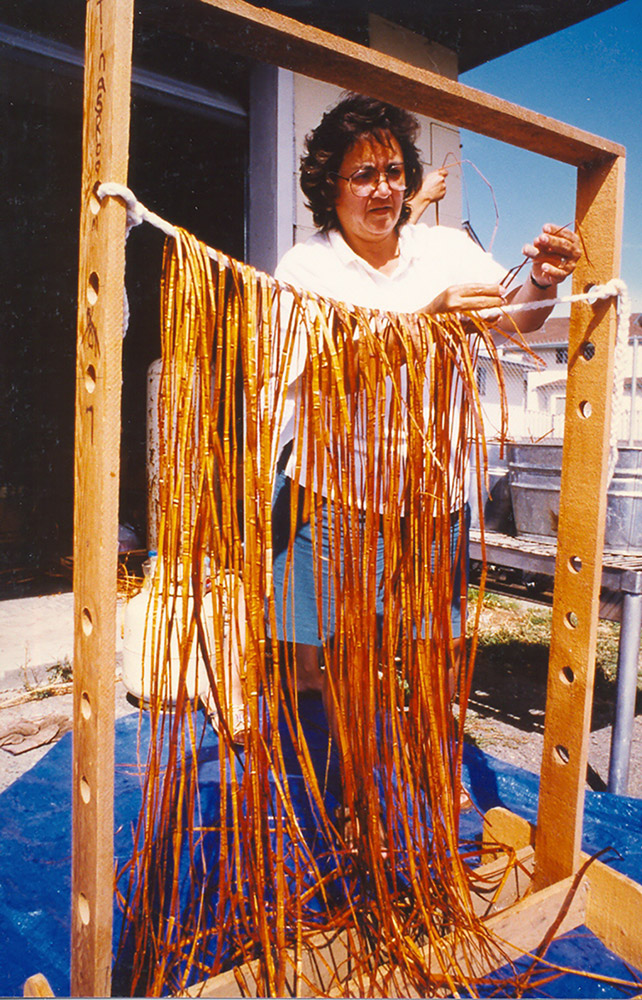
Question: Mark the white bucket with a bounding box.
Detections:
[122,567,246,724]
[122,581,213,705]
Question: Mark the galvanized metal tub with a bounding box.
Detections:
[469,441,515,534]
[507,441,642,552]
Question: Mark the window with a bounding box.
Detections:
[555,347,569,364]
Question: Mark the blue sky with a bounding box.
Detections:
[458,0,642,313]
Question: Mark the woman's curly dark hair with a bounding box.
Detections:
[300,93,424,233]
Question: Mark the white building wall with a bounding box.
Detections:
[498,328,642,444]
[477,356,529,441]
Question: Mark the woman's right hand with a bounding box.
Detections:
[425,283,508,314]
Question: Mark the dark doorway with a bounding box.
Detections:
[1,16,248,595]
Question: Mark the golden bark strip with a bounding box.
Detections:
[180,801,642,998]
[139,0,626,166]
[534,154,626,890]
[183,844,642,999]
[179,850,583,998]
[109,235,633,995]
[422,878,588,984]
[468,845,535,918]
[482,807,642,974]
[180,931,353,998]
[72,0,134,995]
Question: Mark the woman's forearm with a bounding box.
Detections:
[498,271,557,333]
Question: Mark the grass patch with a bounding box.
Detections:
[468,586,628,686]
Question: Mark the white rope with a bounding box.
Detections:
[484,277,630,484]
[486,276,630,483]
[97,181,632,540]
[96,182,154,337]
[608,278,632,482]
[477,279,625,319]
[96,186,232,340]
[97,181,177,240]
[99,181,632,490]
[96,181,630,393]
[98,181,626,318]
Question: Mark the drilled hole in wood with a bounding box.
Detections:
[87,271,99,306]
[555,744,570,765]
[579,400,592,419]
[565,611,578,629]
[78,893,90,926]
[561,665,575,685]
[81,692,91,720]
[569,555,582,573]
[80,776,91,804]
[581,341,596,361]
[90,182,102,215]
[85,365,96,393]
[82,607,93,636]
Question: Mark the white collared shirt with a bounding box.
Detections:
[273,223,504,505]
[276,224,503,313]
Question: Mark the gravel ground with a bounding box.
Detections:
[465,670,642,798]
[464,595,642,798]
[0,664,137,795]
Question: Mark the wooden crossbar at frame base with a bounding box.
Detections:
[483,806,642,975]
[25,815,642,998]
[178,807,642,998]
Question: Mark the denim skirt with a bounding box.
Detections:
[270,470,469,648]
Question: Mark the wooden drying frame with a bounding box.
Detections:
[62,0,630,995]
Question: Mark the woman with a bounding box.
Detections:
[271,92,580,700]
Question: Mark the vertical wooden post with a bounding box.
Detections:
[534,153,626,889]
[72,0,134,994]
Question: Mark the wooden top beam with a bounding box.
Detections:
[145,0,625,167]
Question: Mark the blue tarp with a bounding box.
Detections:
[0,699,640,998]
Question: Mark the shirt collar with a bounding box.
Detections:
[327,224,420,278]
[327,228,362,267]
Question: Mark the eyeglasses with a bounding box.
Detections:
[332,162,406,197]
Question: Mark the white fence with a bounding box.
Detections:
[478,352,642,446]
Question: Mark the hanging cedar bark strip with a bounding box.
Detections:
[108,229,635,999]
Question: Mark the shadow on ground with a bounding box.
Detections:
[467,637,642,736]
[465,637,642,791]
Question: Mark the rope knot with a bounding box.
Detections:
[96,182,145,231]
[586,279,624,305]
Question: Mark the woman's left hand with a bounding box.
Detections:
[522,224,582,287]
[407,168,448,224]
[420,167,448,205]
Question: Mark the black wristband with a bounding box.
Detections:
[530,271,552,291]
